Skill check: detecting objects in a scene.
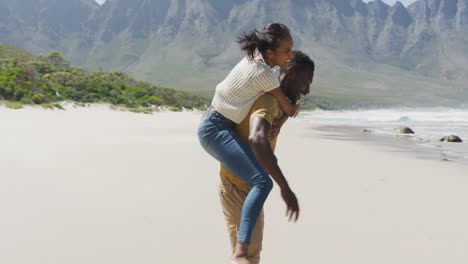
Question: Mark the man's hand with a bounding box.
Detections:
[281,188,300,222]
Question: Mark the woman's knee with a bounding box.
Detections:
[264,177,273,192]
[252,175,273,193]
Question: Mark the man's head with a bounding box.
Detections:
[280,51,315,104]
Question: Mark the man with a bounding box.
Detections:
[219,51,315,264]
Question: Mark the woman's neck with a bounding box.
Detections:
[254,53,274,68]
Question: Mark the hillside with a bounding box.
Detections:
[0,43,34,61]
[0,45,209,111]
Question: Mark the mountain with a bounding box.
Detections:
[0,0,98,54]
[1,0,468,108]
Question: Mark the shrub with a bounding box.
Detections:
[53,103,64,110]
[4,101,23,109]
[32,93,46,104]
[169,106,182,112]
[41,103,53,109]
[20,96,33,104]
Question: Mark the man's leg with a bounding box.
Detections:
[219,176,264,264]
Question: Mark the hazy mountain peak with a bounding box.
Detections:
[372,0,390,8]
[389,0,412,26]
[328,0,355,16]
[393,1,405,8]
[368,0,390,20]
[351,0,369,15]
[80,0,100,8]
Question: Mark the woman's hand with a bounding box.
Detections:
[268,114,289,140]
[281,187,300,222]
[291,103,300,118]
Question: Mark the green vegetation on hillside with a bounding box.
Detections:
[0,44,35,62]
[0,44,209,112]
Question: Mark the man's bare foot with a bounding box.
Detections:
[230,255,250,264]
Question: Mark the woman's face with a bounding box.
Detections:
[266,34,293,68]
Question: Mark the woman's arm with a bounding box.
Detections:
[268,114,289,140]
[268,87,299,117]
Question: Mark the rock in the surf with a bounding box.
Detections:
[440,135,463,143]
[395,126,415,134]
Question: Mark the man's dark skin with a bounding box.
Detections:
[232,63,314,263]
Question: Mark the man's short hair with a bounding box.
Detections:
[289,50,315,74]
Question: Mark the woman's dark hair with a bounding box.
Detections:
[237,23,291,60]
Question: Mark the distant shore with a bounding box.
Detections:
[310,124,468,165]
[300,108,468,166]
[1,106,468,264]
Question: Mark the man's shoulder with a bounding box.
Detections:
[252,94,279,111]
[249,94,281,124]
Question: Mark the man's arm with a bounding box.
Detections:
[248,116,299,221]
[248,116,289,189]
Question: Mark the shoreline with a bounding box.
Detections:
[307,123,468,166]
[0,100,205,113]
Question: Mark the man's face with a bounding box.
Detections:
[280,68,313,104]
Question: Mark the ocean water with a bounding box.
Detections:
[301,108,468,165]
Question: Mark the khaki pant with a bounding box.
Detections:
[219,176,264,264]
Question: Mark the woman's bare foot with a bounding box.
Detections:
[230,256,249,264]
[230,243,250,264]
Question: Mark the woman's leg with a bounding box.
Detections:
[198,111,273,245]
[219,177,264,264]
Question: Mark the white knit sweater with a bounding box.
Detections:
[211,56,280,124]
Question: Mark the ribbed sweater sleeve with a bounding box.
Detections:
[211,57,280,124]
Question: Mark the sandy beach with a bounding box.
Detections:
[1,105,467,264]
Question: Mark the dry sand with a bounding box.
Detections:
[1,105,467,264]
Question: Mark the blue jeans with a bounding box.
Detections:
[198,111,273,244]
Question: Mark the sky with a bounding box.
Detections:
[363,0,417,6]
[94,0,418,7]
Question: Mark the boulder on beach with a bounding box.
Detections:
[440,135,463,143]
[395,126,415,134]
